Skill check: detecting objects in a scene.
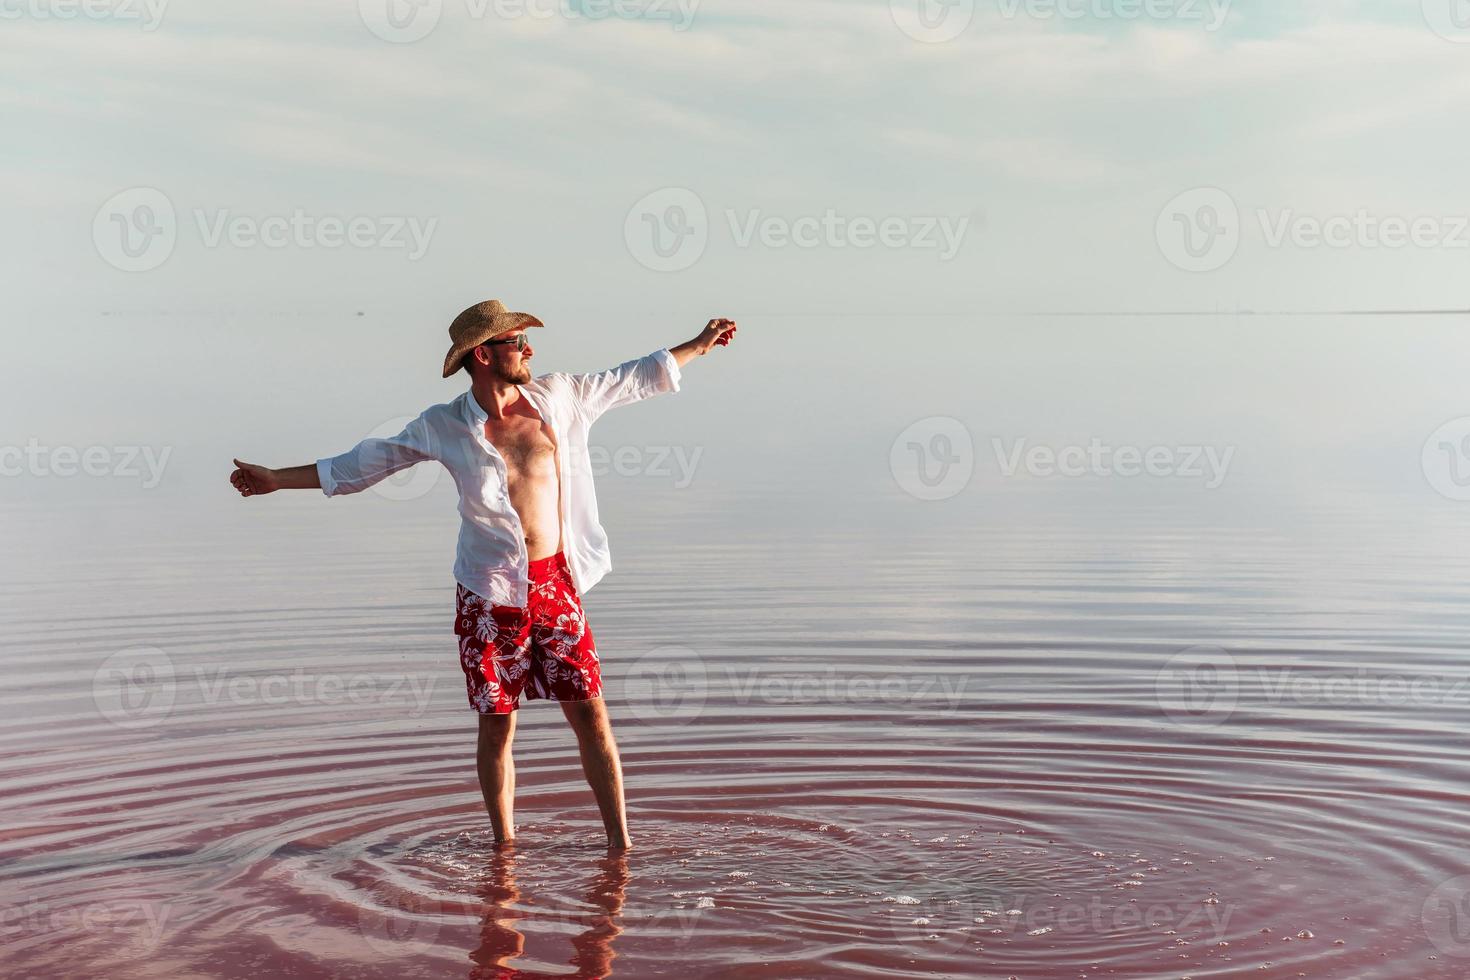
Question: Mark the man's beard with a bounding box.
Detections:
[494,363,532,384]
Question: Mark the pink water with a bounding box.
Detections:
[5,485,1470,978]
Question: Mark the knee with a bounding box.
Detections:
[478,739,514,767]
[477,719,515,758]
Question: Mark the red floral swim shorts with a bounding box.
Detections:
[453,551,603,714]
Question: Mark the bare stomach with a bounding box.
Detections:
[507,467,563,561]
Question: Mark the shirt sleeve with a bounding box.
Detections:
[567,348,682,425]
[316,411,437,497]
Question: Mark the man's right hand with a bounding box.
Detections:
[231,459,281,497]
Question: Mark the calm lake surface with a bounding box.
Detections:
[5,318,1470,978]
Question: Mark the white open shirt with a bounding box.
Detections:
[316,348,682,607]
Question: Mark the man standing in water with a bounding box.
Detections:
[229,301,736,850]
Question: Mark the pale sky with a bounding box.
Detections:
[4,0,1469,510]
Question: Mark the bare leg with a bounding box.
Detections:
[560,697,632,850]
[477,711,518,844]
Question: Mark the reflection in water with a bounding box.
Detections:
[8,479,1470,978]
[469,845,629,979]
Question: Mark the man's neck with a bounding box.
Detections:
[470,380,523,421]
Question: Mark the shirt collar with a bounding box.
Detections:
[463,388,488,425]
[461,383,550,429]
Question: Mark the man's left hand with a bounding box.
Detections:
[697,318,737,354]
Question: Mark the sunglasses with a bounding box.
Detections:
[480,334,530,353]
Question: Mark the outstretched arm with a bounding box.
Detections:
[669,318,737,369]
[231,412,437,499]
[567,318,737,425]
[230,460,318,497]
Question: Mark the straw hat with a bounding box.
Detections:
[442,300,545,378]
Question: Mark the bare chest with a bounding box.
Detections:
[483,415,559,474]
